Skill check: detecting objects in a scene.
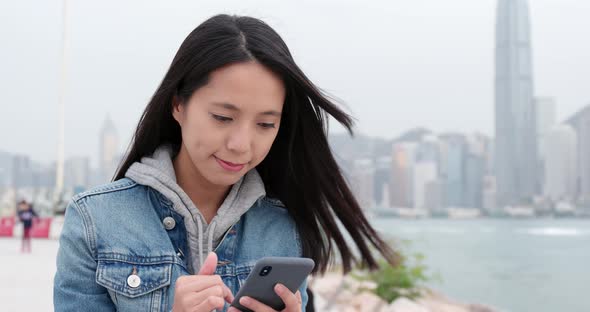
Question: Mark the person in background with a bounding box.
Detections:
[17,199,37,253]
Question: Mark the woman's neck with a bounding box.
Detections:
[172,145,230,224]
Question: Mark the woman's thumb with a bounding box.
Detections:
[198,252,218,275]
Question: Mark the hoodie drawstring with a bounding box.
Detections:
[208,222,216,255]
[196,216,204,268]
[196,216,217,270]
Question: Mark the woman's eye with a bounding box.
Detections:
[259,123,275,129]
[212,114,232,122]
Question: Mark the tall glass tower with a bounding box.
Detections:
[494,0,538,206]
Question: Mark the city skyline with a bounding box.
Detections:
[0,0,589,164]
[3,120,590,218]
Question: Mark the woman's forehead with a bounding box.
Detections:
[195,62,286,112]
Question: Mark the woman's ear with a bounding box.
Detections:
[172,96,184,126]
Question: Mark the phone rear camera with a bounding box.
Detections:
[259,266,272,276]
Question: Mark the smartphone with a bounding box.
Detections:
[230,257,315,312]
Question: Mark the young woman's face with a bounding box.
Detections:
[173,61,285,186]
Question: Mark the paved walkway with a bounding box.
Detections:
[0,238,58,311]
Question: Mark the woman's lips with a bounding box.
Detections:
[215,156,246,172]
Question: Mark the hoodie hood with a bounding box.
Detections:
[125,145,266,273]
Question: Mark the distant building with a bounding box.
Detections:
[494,0,538,206]
[0,151,13,188]
[566,103,590,202]
[390,142,417,208]
[439,134,466,208]
[351,158,375,212]
[535,97,557,191]
[34,162,56,188]
[464,135,488,208]
[425,180,445,215]
[413,162,437,210]
[10,155,55,189]
[415,135,439,163]
[379,183,390,208]
[99,115,120,183]
[65,156,91,190]
[535,97,557,161]
[414,136,440,210]
[482,175,498,215]
[543,125,577,201]
[12,155,33,189]
[373,156,391,208]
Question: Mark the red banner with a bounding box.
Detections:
[0,217,16,237]
[30,218,52,238]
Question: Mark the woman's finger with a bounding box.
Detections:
[274,284,300,311]
[171,275,233,311]
[197,252,218,275]
[238,296,276,312]
[193,295,225,311]
[175,275,224,294]
[233,285,301,312]
[223,284,235,303]
[188,285,226,307]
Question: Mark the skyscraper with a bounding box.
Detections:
[413,162,437,210]
[350,158,375,212]
[373,156,392,208]
[65,156,91,190]
[535,97,557,192]
[494,0,538,206]
[439,133,466,208]
[99,115,119,183]
[390,142,417,208]
[566,103,590,202]
[535,97,557,160]
[543,125,577,201]
[414,136,439,210]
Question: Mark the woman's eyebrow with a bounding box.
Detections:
[211,102,281,116]
[212,102,240,111]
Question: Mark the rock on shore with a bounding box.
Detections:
[310,273,498,312]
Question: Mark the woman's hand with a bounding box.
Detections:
[227,284,302,312]
[172,252,234,312]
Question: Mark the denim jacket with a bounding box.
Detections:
[53,178,308,311]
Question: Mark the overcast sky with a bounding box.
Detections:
[1,0,589,166]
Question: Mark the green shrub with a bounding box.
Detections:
[350,239,438,303]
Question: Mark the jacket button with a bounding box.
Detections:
[163,217,176,230]
[127,274,141,288]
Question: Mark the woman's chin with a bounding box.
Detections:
[207,171,245,187]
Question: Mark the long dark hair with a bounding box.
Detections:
[115,14,397,274]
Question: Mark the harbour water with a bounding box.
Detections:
[370,218,590,312]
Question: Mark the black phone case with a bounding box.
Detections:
[231,257,315,312]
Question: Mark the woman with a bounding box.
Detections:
[54,14,397,312]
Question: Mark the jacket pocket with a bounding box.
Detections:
[96,255,174,312]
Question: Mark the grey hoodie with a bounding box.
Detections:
[125,145,266,273]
